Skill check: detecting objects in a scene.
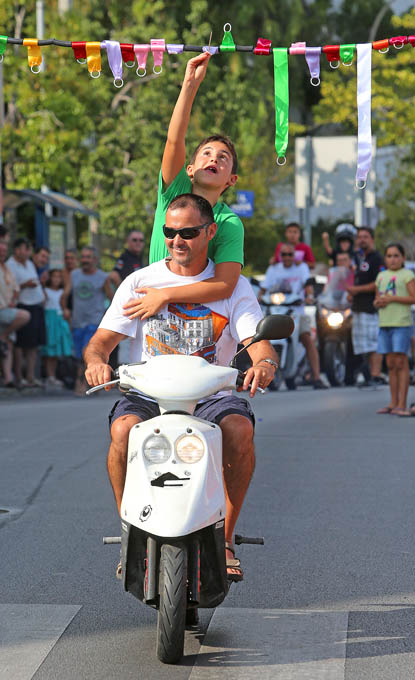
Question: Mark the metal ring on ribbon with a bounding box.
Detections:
[223,23,232,33]
[31,65,41,74]
[329,60,340,69]
[77,58,87,65]
[125,60,135,68]
[310,76,320,86]
[393,41,404,49]
[379,47,389,53]
[90,70,101,79]
[113,78,124,88]
[342,60,353,67]
[153,64,162,75]
[356,179,366,190]
[136,66,146,77]
[276,156,287,166]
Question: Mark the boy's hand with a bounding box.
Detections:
[184,53,211,88]
[123,288,169,320]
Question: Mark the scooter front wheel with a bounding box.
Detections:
[157,542,188,664]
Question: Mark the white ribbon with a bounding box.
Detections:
[356,43,372,187]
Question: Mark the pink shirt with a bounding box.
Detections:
[274,242,315,265]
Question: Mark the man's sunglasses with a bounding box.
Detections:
[280,251,294,256]
[162,222,212,240]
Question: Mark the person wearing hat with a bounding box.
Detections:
[322,223,357,266]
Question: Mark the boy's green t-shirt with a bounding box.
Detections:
[376,267,415,327]
[149,166,244,266]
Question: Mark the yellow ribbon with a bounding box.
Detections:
[85,42,101,75]
[23,38,42,71]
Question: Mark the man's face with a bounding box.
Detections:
[64,251,78,271]
[280,246,295,268]
[187,141,237,193]
[15,243,31,262]
[34,248,49,268]
[164,205,214,267]
[80,249,96,273]
[127,231,145,255]
[356,229,373,252]
[285,226,301,244]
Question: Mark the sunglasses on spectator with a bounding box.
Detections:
[131,237,144,242]
[280,251,294,256]
[162,223,212,240]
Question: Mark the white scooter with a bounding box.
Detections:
[87,315,293,664]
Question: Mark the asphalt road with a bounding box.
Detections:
[1,383,415,679]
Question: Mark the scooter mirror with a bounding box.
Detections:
[252,314,294,342]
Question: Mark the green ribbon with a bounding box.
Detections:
[339,43,355,64]
[220,27,235,52]
[273,48,289,162]
[0,35,7,56]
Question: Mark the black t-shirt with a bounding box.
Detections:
[113,250,143,282]
[352,249,383,314]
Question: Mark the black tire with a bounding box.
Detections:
[324,341,345,387]
[157,543,187,664]
[285,376,297,390]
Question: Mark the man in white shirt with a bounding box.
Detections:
[6,238,45,387]
[258,243,327,389]
[85,193,279,582]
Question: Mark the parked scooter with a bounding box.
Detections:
[316,266,353,386]
[87,315,293,664]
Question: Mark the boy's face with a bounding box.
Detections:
[285,226,301,244]
[336,253,351,267]
[187,141,237,193]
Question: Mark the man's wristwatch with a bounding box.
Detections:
[259,358,278,371]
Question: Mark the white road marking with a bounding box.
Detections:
[190,608,348,679]
[0,604,81,680]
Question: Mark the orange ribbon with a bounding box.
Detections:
[85,42,101,75]
[23,38,42,71]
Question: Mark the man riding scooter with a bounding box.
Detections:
[258,244,327,389]
[84,193,279,583]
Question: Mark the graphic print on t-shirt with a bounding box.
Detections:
[145,303,229,363]
[384,276,397,296]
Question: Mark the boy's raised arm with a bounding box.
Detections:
[162,53,210,187]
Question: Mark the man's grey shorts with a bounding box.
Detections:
[108,393,255,430]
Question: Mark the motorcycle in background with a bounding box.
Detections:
[316,266,353,386]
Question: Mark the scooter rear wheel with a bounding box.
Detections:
[156,542,188,664]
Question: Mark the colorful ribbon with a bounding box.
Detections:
[273,48,289,164]
[85,42,101,78]
[220,24,235,52]
[372,39,389,52]
[102,40,123,87]
[23,38,42,73]
[134,44,150,76]
[202,45,219,54]
[356,44,372,188]
[408,35,415,47]
[0,35,7,61]
[390,35,407,49]
[305,47,321,86]
[254,38,272,55]
[323,44,340,68]
[167,44,184,54]
[289,42,306,55]
[72,41,87,62]
[151,39,165,74]
[120,43,135,66]
[339,43,355,65]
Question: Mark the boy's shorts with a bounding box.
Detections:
[108,393,255,430]
[72,324,98,359]
[377,326,412,355]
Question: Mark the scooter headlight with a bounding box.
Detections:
[270,292,286,305]
[175,434,205,464]
[327,312,344,328]
[143,434,171,464]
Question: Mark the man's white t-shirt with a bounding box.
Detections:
[99,259,263,368]
[6,256,44,306]
[262,262,310,303]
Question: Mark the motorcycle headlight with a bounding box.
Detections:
[327,312,344,328]
[143,434,171,464]
[175,434,205,464]
[270,292,286,305]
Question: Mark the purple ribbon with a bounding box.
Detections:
[167,44,184,54]
[305,47,321,86]
[102,40,123,84]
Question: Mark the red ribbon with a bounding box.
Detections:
[72,41,86,60]
[408,35,415,47]
[254,37,272,55]
[323,44,340,62]
[120,43,135,64]
[389,35,408,47]
[372,39,389,50]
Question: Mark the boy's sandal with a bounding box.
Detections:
[225,541,244,582]
[391,407,412,417]
[376,406,393,414]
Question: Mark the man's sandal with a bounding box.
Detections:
[225,541,244,582]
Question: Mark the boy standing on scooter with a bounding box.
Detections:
[122,52,244,322]
[85,194,279,582]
